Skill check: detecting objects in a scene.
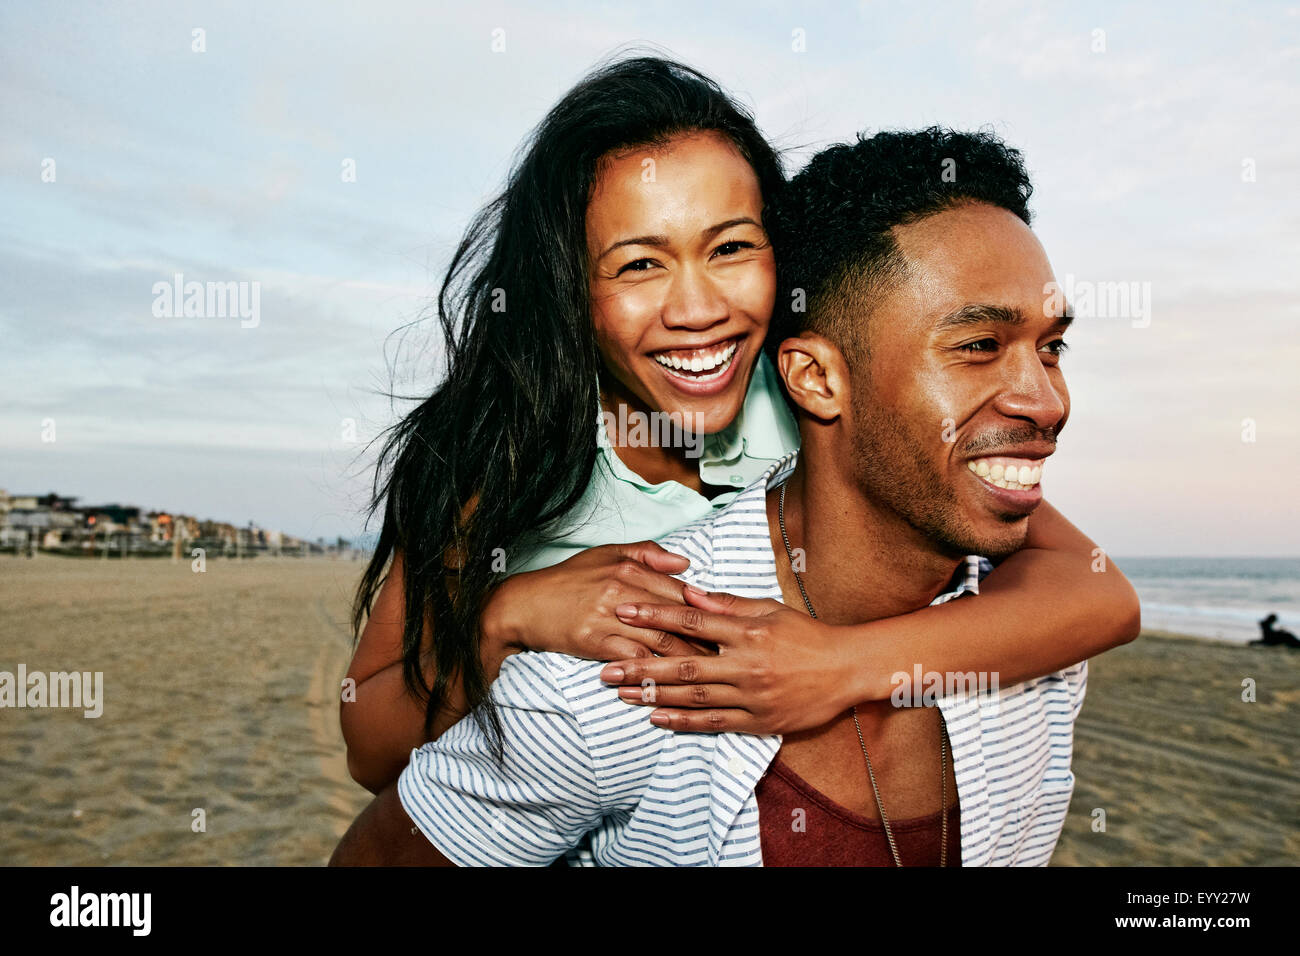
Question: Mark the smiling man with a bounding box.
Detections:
[331,127,1088,867]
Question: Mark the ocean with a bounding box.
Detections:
[1118,557,1300,644]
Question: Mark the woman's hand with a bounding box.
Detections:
[481,541,704,671]
[597,586,860,734]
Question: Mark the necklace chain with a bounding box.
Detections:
[777,482,949,867]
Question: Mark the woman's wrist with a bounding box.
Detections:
[834,619,899,706]
[480,576,523,655]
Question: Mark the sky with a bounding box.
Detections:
[1,0,1297,555]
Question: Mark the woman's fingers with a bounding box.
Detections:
[615,562,692,605]
[614,624,699,659]
[613,600,756,645]
[575,624,697,663]
[616,683,746,709]
[590,636,656,663]
[615,540,691,574]
[681,586,783,617]
[644,708,757,734]
[598,654,730,688]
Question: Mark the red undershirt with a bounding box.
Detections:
[755,752,961,866]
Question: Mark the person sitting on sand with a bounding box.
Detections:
[1254,613,1300,649]
[331,127,1109,866]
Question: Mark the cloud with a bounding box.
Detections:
[1,0,1296,549]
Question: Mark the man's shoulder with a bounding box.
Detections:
[656,455,793,591]
[656,515,718,590]
[493,651,670,729]
[493,649,600,701]
[491,651,684,804]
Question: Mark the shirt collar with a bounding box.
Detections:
[697,349,796,465]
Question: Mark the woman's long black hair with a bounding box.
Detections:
[353,53,788,750]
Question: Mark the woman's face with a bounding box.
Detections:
[586,130,775,437]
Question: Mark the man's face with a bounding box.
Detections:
[846,202,1071,559]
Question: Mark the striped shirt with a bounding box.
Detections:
[398,451,1087,866]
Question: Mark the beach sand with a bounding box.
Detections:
[1051,630,1299,866]
[1,557,1296,865]
[0,554,371,865]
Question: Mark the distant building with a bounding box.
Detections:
[9,492,79,512]
[4,492,83,549]
[81,504,141,531]
[0,485,320,558]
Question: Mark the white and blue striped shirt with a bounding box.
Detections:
[398,451,1087,866]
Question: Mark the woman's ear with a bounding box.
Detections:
[777,334,850,422]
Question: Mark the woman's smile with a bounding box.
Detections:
[649,334,745,395]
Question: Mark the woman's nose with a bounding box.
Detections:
[661,267,729,331]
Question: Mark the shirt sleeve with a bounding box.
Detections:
[396,652,604,866]
[1062,658,1088,719]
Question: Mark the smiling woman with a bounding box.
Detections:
[587,129,775,488]
[342,56,796,789]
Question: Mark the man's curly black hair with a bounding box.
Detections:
[768,126,1034,359]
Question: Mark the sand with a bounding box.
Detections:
[1051,630,1299,866]
[1,557,1296,865]
[0,554,371,865]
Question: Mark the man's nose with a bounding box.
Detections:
[662,265,729,331]
[992,348,1068,431]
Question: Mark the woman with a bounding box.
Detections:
[342,55,1139,794]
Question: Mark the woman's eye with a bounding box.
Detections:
[957,338,998,353]
[616,258,655,276]
[712,240,753,258]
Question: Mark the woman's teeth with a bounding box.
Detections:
[653,341,738,379]
[968,458,1044,492]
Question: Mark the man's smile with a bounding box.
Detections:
[962,441,1055,514]
[966,456,1045,491]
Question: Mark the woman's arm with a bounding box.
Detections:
[341,542,699,794]
[599,500,1140,734]
[843,497,1140,700]
[341,552,469,794]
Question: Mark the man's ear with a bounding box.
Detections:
[777,334,850,422]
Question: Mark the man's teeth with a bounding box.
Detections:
[653,341,738,375]
[967,458,1044,491]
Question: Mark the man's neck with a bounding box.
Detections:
[766,459,963,626]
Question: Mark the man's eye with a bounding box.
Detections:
[616,258,656,276]
[957,339,998,353]
[1040,339,1070,357]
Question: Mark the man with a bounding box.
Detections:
[331,127,1086,866]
